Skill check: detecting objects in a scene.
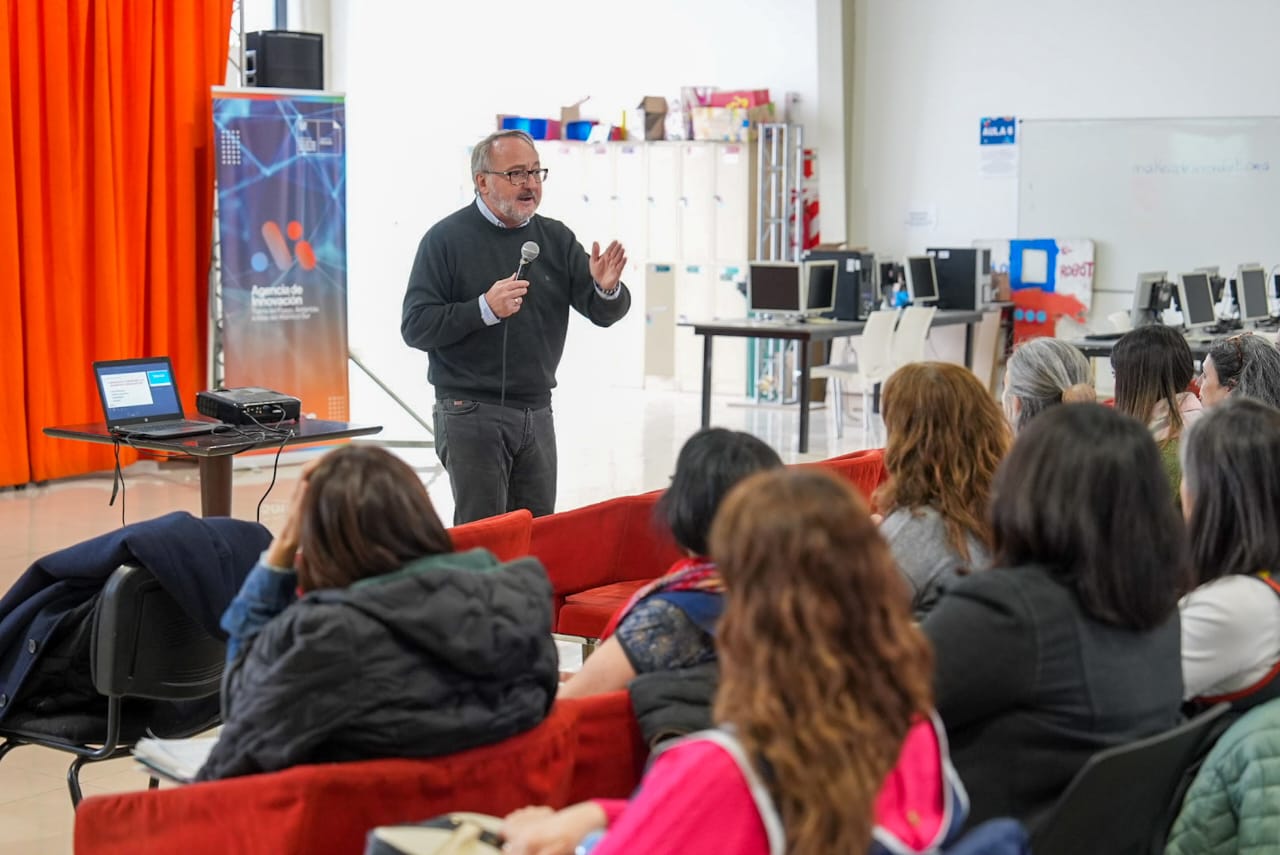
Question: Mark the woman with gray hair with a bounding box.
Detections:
[1235,344,1280,408]
[1001,337,1093,432]
[1198,332,1280,410]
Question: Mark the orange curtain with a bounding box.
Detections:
[0,0,232,487]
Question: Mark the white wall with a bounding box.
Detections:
[315,0,822,432]
[849,0,1280,259]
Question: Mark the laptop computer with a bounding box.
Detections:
[93,357,220,438]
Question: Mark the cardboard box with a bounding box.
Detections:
[638,96,668,141]
[560,98,589,139]
[690,103,775,142]
[708,88,770,108]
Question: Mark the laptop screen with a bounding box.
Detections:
[94,357,186,426]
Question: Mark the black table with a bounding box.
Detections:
[44,418,383,517]
[682,310,984,453]
[1069,337,1214,360]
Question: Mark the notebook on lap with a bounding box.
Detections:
[93,357,219,438]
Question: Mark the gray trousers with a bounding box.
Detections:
[433,399,557,526]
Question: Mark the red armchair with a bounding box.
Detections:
[529,449,887,642]
[529,491,684,639]
[808,447,887,507]
[74,691,645,855]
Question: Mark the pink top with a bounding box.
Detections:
[589,717,954,855]
[591,739,771,855]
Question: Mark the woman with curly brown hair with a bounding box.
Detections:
[503,468,982,855]
[877,362,1011,617]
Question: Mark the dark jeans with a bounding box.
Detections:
[433,399,557,526]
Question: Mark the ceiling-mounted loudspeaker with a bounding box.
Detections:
[245,31,324,90]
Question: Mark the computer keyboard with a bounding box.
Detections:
[1082,331,1124,342]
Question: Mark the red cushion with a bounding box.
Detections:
[557,579,652,638]
[449,508,532,561]
[74,702,579,855]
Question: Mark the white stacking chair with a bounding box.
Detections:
[812,309,898,441]
[1107,310,1133,333]
[971,309,1005,395]
[890,305,937,369]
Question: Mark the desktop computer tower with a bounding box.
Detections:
[927,247,992,310]
[802,249,876,320]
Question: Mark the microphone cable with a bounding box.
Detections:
[496,240,539,511]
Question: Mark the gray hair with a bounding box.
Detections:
[470,130,537,186]
[1233,340,1280,409]
[1004,337,1091,432]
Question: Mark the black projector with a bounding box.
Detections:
[197,388,302,425]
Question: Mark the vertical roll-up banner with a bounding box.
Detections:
[213,88,348,421]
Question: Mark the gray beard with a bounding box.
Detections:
[490,195,536,225]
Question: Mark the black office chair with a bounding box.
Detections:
[1030,702,1231,855]
[0,562,225,805]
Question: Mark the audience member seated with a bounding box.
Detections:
[196,446,558,781]
[922,403,1188,831]
[1234,344,1280,408]
[1111,324,1202,494]
[1178,398,1280,713]
[1001,337,1093,433]
[875,362,1010,617]
[1165,696,1280,855]
[557,428,781,704]
[502,468,982,855]
[1198,331,1280,409]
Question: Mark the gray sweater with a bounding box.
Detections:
[401,203,631,408]
[881,506,991,618]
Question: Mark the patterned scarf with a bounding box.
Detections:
[601,557,723,639]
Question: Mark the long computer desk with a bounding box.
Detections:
[682,309,984,453]
[1068,335,1214,361]
[44,418,383,517]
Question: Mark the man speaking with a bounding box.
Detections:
[402,129,631,525]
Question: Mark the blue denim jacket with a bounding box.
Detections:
[219,554,298,663]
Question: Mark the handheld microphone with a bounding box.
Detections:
[514,240,540,279]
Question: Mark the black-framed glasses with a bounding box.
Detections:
[484,168,549,185]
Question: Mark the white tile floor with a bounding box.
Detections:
[0,384,874,853]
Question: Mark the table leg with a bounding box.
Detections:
[797,340,811,454]
[964,322,975,369]
[199,457,233,518]
[700,335,713,429]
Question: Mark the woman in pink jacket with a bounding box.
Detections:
[503,467,971,855]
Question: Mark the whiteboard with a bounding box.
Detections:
[1018,117,1280,323]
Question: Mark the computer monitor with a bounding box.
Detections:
[904,255,939,304]
[747,262,803,316]
[1238,265,1270,323]
[801,260,838,317]
[1177,272,1216,331]
[1131,271,1170,328]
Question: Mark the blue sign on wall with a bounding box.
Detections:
[980,116,1017,146]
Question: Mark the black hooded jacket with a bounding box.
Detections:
[198,548,558,780]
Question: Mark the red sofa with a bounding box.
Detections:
[538,448,888,639]
[74,691,644,855]
[530,491,685,638]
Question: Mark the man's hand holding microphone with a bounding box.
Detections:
[485,241,540,319]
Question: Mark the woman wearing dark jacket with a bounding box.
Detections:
[197,446,558,781]
[922,404,1189,830]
